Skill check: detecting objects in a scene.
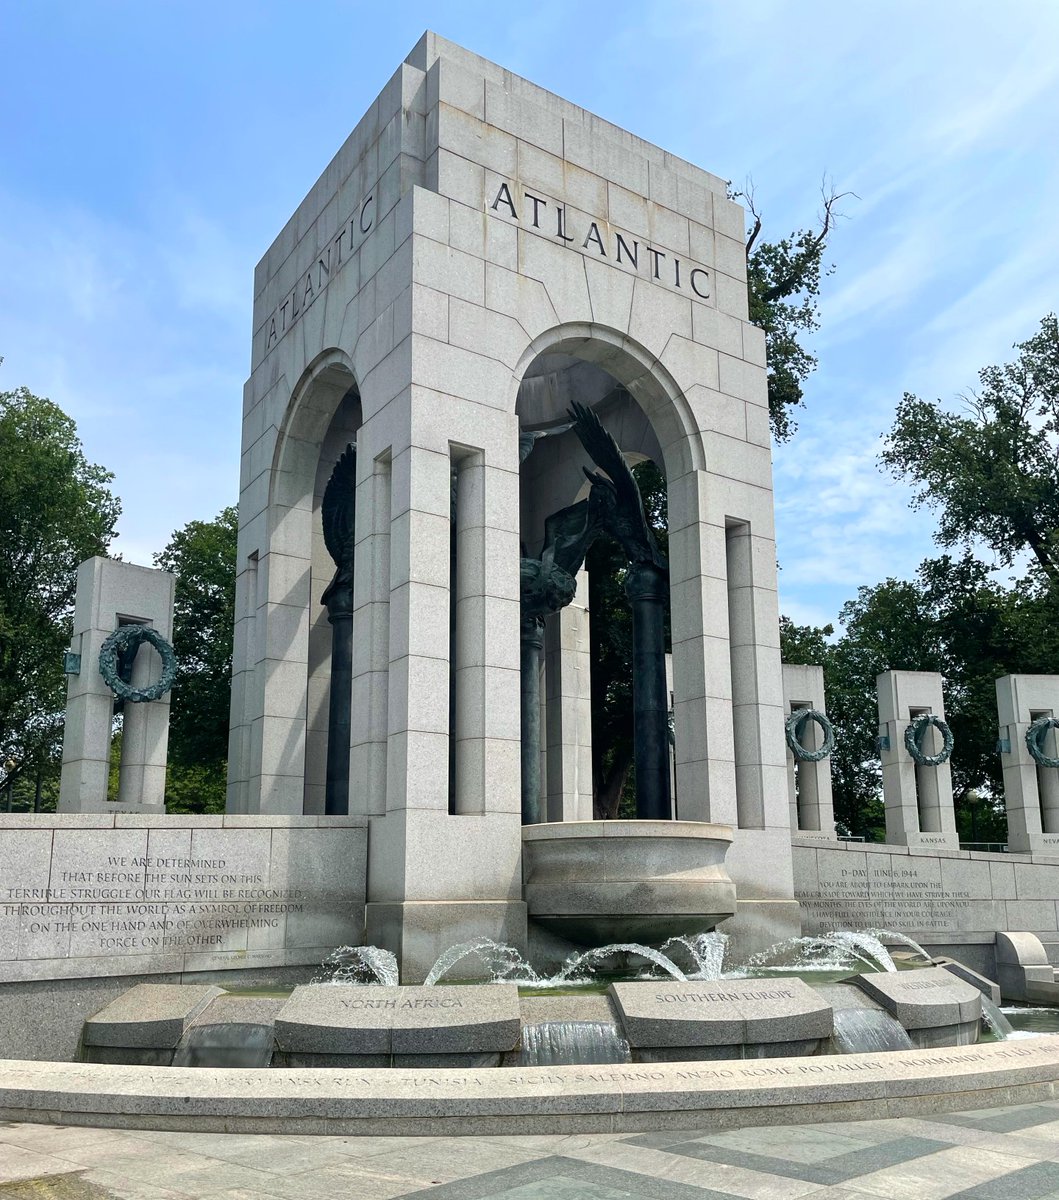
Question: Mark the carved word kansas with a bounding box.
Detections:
[488,181,711,300]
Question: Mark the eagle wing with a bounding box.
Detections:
[568,402,657,554]
[321,442,358,569]
[541,497,601,578]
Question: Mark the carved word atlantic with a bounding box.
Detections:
[488,182,710,300]
[262,192,377,354]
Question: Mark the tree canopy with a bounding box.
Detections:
[741,184,848,442]
[0,380,120,789]
[882,313,1059,586]
[154,506,237,812]
[784,554,1059,843]
[781,316,1059,841]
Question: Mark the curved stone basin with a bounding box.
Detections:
[522,819,736,945]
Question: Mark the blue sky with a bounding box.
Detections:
[2,1,1057,630]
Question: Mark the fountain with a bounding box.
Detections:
[79,927,1023,1069]
[10,33,1059,1141]
[313,945,399,987]
[832,1010,913,1053]
[516,1022,631,1067]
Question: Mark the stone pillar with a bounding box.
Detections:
[782,663,836,840]
[877,670,958,849]
[520,615,545,824]
[362,396,527,981]
[543,581,594,822]
[626,561,672,820]
[997,674,1059,854]
[59,557,175,813]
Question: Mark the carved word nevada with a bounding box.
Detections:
[488,181,711,300]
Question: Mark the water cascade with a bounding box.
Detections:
[743,932,895,975]
[172,1023,275,1068]
[865,929,934,963]
[423,939,542,987]
[547,943,687,986]
[822,932,897,972]
[517,1021,631,1066]
[660,932,728,980]
[831,1009,913,1053]
[981,998,1015,1039]
[313,944,399,986]
[422,939,687,987]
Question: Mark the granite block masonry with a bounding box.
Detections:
[60,558,175,814]
[0,815,366,984]
[82,983,222,1049]
[877,671,959,850]
[854,966,981,1032]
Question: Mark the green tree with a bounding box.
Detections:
[882,313,1059,586]
[154,506,237,812]
[0,380,120,792]
[740,185,849,441]
[785,555,1059,844]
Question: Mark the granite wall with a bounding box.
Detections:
[793,838,1059,977]
[0,815,367,985]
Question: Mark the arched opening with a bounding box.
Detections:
[260,354,362,814]
[514,330,701,827]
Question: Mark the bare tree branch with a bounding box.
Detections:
[759,181,855,303]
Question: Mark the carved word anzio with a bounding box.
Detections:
[488,181,711,300]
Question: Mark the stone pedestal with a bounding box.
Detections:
[59,558,174,813]
[877,671,958,849]
[782,663,835,840]
[996,675,1059,854]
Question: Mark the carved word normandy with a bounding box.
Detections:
[488,181,712,300]
[261,191,377,354]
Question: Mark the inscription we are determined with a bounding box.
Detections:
[3,853,307,955]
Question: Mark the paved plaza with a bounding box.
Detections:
[5,1101,1059,1199]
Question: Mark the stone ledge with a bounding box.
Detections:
[274,984,522,1055]
[1,1036,1057,1136]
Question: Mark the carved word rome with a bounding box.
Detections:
[488,181,711,299]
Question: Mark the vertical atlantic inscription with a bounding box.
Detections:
[261,192,376,355]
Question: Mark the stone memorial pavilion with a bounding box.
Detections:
[220,31,799,978]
